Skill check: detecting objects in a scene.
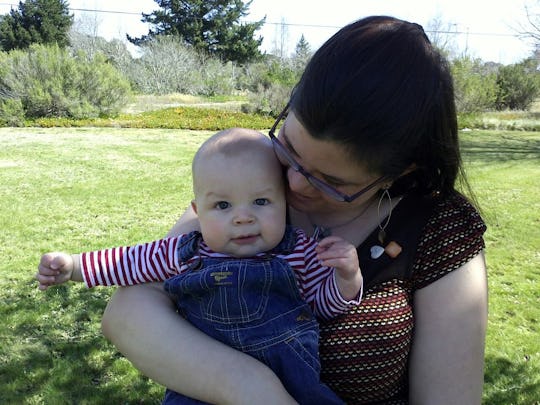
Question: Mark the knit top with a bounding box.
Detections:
[318,192,487,404]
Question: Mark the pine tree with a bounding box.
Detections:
[128,0,264,64]
[0,0,73,51]
[294,35,311,60]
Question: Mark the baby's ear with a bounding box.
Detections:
[191,200,198,215]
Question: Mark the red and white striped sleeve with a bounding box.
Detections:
[287,229,362,320]
[80,235,190,288]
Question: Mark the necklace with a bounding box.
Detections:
[310,196,376,241]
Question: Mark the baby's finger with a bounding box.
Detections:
[316,235,344,248]
[35,272,56,285]
[51,254,70,270]
[37,263,59,276]
[37,282,50,291]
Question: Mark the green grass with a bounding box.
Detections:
[0,127,539,404]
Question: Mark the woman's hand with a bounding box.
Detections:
[102,283,297,404]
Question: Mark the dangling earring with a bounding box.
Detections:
[377,186,392,245]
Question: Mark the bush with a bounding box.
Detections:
[0,97,25,126]
[495,58,540,110]
[0,43,131,120]
[244,82,291,116]
[197,59,236,96]
[451,56,498,113]
[127,36,202,95]
[239,57,300,94]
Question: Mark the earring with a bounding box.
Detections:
[377,186,392,245]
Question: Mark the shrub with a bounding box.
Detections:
[244,82,291,116]
[495,58,540,110]
[0,97,25,126]
[126,36,202,95]
[451,56,498,113]
[0,43,131,119]
[197,59,236,96]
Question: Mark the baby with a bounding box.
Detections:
[37,128,362,404]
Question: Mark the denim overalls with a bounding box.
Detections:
[162,227,343,405]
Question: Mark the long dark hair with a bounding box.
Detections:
[290,16,463,197]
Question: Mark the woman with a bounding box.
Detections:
[101,16,488,404]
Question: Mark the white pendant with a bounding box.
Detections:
[370,245,385,259]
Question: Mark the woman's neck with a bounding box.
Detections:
[289,196,402,247]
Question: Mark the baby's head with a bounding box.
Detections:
[191,128,287,257]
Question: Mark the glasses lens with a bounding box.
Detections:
[305,176,346,202]
[272,139,299,170]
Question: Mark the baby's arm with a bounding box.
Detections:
[316,236,362,301]
[37,236,185,290]
[36,252,83,290]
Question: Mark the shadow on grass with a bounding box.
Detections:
[0,284,162,404]
[483,355,540,405]
[460,134,540,163]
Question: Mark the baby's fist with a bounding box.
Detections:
[36,252,74,290]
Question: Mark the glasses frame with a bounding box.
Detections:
[268,105,388,203]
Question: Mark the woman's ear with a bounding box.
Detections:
[191,200,198,215]
[402,163,417,176]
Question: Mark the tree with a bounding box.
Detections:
[495,58,540,110]
[451,56,498,113]
[293,35,311,63]
[128,0,264,64]
[425,14,458,59]
[0,0,73,51]
[516,2,540,43]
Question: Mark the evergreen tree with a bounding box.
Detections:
[294,35,311,60]
[292,34,312,72]
[128,0,264,64]
[0,0,73,51]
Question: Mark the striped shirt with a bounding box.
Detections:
[80,228,361,320]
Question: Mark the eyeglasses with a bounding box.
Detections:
[268,105,388,203]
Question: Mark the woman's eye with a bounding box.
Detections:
[254,198,269,206]
[323,177,346,188]
[216,201,230,210]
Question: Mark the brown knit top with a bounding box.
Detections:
[319,192,487,404]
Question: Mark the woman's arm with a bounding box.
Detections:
[101,283,296,404]
[409,252,488,405]
[165,204,199,238]
[101,206,296,404]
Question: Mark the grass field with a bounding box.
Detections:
[0,127,539,404]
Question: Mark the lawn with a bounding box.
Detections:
[0,127,539,404]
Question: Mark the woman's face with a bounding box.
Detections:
[277,112,385,214]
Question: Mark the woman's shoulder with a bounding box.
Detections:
[411,192,487,289]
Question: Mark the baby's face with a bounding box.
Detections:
[192,151,287,257]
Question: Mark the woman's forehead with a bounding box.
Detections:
[283,113,369,181]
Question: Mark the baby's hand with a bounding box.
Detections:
[316,236,360,280]
[316,236,362,301]
[36,253,75,290]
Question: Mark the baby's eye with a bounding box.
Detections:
[254,198,269,206]
[216,201,230,210]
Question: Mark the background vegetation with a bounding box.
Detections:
[2,0,540,126]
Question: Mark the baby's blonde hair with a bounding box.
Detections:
[192,127,282,194]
